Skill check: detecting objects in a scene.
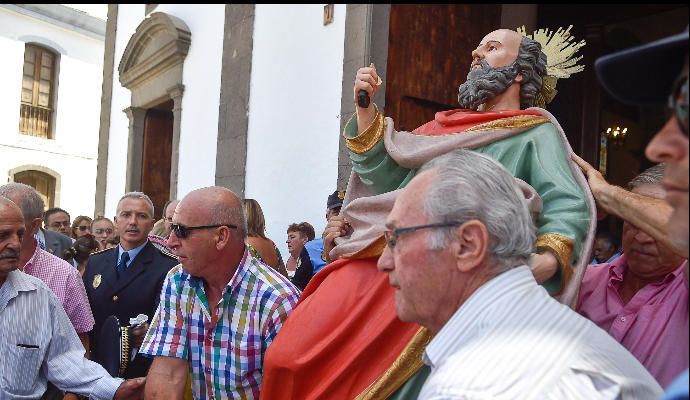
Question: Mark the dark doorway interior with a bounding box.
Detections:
[383,4,687,243]
[537,4,688,240]
[141,99,173,219]
[384,4,502,132]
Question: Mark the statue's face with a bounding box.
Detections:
[471,29,522,70]
[458,29,524,110]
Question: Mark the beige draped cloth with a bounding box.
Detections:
[331,107,596,307]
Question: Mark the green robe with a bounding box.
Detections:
[344,115,590,294]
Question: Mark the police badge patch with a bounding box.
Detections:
[93,274,102,289]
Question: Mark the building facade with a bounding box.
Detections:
[0,4,105,217]
[98,4,687,259]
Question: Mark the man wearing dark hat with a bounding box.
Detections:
[573,27,688,399]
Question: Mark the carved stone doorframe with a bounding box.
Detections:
[118,12,190,200]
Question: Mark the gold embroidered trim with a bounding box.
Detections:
[355,327,432,400]
[345,105,385,154]
[535,232,574,276]
[463,115,550,133]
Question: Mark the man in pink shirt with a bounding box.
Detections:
[0,183,94,346]
[578,164,688,387]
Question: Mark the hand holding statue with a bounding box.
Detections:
[529,252,559,284]
[322,215,353,263]
[571,153,613,218]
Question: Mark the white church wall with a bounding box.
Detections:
[156,4,225,199]
[103,4,145,218]
[246,4,347,261]
[104,4,225,218]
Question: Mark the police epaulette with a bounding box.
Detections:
[91,246,115,255]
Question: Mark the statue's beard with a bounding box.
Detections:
[457,60,519,111]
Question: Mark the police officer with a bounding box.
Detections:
[84,192,178,378]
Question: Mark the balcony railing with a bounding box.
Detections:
[19,103,52,139]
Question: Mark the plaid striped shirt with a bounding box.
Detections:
[23,243,95,333]
[140,248,300,399]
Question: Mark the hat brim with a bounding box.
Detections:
[327,203,343,210]
[595,30,688,105]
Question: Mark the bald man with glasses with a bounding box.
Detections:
[141,186,300,399]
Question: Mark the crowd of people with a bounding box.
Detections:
[0,25,687,400]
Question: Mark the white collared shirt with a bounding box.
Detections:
[419,265,662,400]
[0,270,121,399]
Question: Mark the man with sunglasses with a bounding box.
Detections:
[376,149,660,398]
[140,186,300,399]
[84,192,178,379]
[573,27,689,399]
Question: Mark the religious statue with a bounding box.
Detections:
[261,26,595,400]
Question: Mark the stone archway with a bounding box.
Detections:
[118,12,190,200]
[9,165,61,208]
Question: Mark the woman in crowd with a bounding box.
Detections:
[91,217,115,251]
[71,215,93,239]
[285,222,315,279]
[243,199,288,277]
[62,234,99,276]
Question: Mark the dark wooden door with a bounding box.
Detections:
[385,4,502,132]
[141,102,173,218]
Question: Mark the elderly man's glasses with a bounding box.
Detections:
[383,222,462,249]
[669,73,689,137]
[171,223,238,239]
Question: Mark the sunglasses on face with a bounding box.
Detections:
[78,226,90,232]
[669,73,689,137]
[94,228,114,235]
[170,223,238,239]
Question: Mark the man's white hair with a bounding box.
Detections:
[421,149,536,271]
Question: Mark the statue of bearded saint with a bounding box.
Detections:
[260,29,595,400]
[460,58,529,111]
